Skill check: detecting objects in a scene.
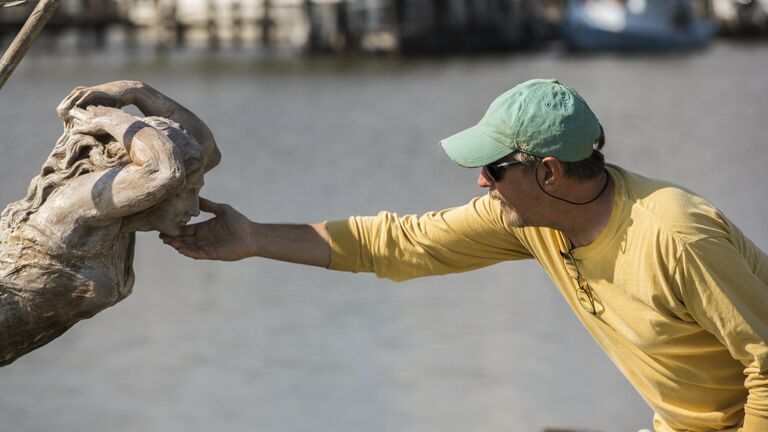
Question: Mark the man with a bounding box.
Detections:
[159,79,768,432]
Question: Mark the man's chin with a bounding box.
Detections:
[506,217,528,228]
[501,207,530,228]
[492,194,531,228]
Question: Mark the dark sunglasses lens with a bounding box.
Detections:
[483,165,500,181]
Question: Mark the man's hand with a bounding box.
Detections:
[160,198,332,267]
[160,198,256,261]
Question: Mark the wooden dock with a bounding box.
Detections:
[0,0,308,50]
[1,0,725,54]
[0,0,122,47]
[0,0,569,53]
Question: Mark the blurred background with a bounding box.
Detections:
[0,1,766,431]
[0,0,767,53]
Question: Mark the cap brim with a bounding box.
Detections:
[440,125,513,168]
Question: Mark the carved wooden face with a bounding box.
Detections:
[145,171,204,236]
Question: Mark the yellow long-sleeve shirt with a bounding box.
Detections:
[326,164,768,432]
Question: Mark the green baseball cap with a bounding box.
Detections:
[440,79,601,167]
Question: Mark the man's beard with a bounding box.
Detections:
[491,191,531,228]
[502,205,530,228]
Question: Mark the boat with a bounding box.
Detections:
[562,0,719,51]
[710,0,768,34]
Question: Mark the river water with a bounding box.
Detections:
[0,41,766,432]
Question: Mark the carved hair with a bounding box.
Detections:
[0,116,202,231]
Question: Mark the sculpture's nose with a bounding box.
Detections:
[188,203,201,218]
[186,196,201,218]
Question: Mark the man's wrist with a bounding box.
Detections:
[248,221,264,259]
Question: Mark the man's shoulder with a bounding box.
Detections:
[610,165,731,244]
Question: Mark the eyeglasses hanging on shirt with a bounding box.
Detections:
[561,250,604,316]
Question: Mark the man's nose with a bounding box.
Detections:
[477,171,493,188]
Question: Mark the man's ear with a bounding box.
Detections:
[538,157,565,186]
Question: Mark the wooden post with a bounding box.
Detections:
[259,0,275,48]
[167,0,184,48]
[231,0,243,47]
[124,0,138,51]
[304,0,319,51]
[0,0,61,92]
[207,0,219,49]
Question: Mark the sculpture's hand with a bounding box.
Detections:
[68,105,140,143]
[58,80,220,172]
[160,198,256,261]
[57,81,142,123]
[68,106,120,134]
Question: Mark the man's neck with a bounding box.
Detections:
[557,173,615,250]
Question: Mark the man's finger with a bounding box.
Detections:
[176,223,203,237]
[160,237,206,259]
[160,234,182,247]
[176,247,208,260]
[161,233,200,248]
[199,197,228,216]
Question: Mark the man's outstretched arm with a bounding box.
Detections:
[164,195,533,282]
[160,198,331,268]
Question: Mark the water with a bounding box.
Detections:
[0,42,767,432]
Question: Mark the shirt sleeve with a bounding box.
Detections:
[325,194,533,281]
[673,236,768,431]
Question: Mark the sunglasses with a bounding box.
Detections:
[561,250,604,316]
[482,160,522,182]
